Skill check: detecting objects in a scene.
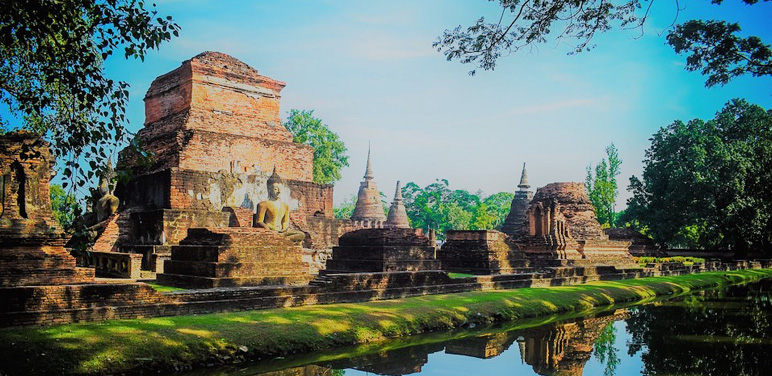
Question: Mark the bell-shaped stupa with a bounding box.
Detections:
[386,181,410,228]
[351,147,386,226]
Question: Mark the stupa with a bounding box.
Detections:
[385,181,410,228]
[350,147,386,227]
[500,163,534,237]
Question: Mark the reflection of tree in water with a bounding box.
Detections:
[626,280,772,376]
[592,323,619,376]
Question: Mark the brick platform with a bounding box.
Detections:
[439,230,531,274]
[157,228,311,288]
[1,260,769,327]
[325,228,441,273]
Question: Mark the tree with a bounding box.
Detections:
[586,143,622,227]
[284,109,349,185]
[1,0,180,190]
[50,183,81,231]
[483,191,515,228]
[625,99,772,255]
[333,195,356,219]
[433,0,772,86]
[401,179,514,237]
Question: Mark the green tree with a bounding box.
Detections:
[1,0,179,189]
[434,0,772,86]
[625,99,772,255]
[333,195,356,219]
[49,183,81,231]
[586,143,622,227]
[284,109,349,184]
[593,322,620,376]
[483,191,515,228]
[401,180,513,237]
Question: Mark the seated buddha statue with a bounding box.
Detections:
[255,168,305,244]
[94,161,120,222]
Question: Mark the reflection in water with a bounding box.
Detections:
[626,279,772,376]
[188,280,771,376]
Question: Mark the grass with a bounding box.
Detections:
[635,256,707,266]
[145,283,185,293]
[1,269,770,376]
[447,272,476,278]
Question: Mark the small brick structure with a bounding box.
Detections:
[157,227,311,288]
[0,132,95,286]
[439,230,530,274]
[505,182,636,267]
[325,228,440,273]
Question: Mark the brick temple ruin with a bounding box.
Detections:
[441,165,638,275]
[0,52,768,328]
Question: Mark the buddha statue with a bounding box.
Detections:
[255,168,305,244]
[94,161,120,222]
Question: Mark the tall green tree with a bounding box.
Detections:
[625,99,772,255]
[284,109,349,185]
[586,143,622,227]
[434,0,772,86]
[1,0,179,189]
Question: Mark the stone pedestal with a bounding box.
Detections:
[439,230,530,274]
[325,228,440,273]
[156,228,310,288]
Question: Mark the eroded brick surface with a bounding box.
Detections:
[0,132,95,287]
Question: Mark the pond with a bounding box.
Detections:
[184,279,772,376]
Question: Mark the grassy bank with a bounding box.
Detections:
[2,269,771,376]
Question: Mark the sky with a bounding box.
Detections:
[97,0,772,207]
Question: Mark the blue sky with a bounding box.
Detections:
[99,0,772,206]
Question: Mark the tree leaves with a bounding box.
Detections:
[0,0,179,194]
[625,99,772,254]
[586,143,622,227]
[435,0,772,86]
[284,109,349,185]
[400,179,514,238]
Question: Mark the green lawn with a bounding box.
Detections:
[1,269,770,376]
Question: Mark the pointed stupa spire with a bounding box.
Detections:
[393,180,404,201]
[364,143,374,180]
[386,180,410,228]
[351,146,387,223]
[518,163,529,191]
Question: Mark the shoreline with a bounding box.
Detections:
[1,269,771,376]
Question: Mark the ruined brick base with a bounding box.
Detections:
[156,228,311,288]
[440,230,530,274]
[0,243,95,287]
[0,260,769,327]
[325,228,440,273]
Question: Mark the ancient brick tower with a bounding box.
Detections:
[385,180,410,228]
[500,163,534,236]
[350,148,386,226]
[115,52,334,271]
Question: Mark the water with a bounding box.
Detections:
[186,279,772,376]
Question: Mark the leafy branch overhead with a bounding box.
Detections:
[0,0,180,189]
[434,0,772,86]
